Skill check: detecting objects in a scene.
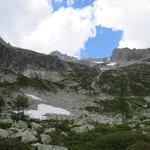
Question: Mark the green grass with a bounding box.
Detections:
[97,64,150,96]
[0,74,65,92]
[0,138,33,150]
[50,122,150,150]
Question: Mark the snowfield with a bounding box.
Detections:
[107,62,116,66]
[25,104,71,119]
[24,94,71,119]
[92,61,103,64]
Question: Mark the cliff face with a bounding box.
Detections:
[0,43,67,72]
[111,48,150,61]
[0,37,98,84]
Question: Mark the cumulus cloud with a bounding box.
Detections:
[0,0,51,45]
[93,0,150,49]
[0,0,150,56]
[22,6,96,56]
[0,0,95,56]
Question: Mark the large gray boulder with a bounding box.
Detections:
[40,134,52,144]
[0,129,13,138]
[71,125,95,134]
[44,128,56,135]
[31,122,42,130]
[21,130,38,144]
[0,118,13,124]
[14,120,28,130]
[11,132,22,140]
[37,144,68,150]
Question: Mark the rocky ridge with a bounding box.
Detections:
[111,47,150,62]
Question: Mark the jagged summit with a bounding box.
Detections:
[0,36,11,47]
[50,50,77,61]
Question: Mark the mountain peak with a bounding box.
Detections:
[50,50,77,61]
[0,36,11,47]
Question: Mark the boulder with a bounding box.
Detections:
[21,130,38,144]
[14,120,28,130]
[37,144,68,150]
[0,129,13,138]
[71,125,95,134]
[40,134,52,144]
[44,128,56,135]
[143,112,150,119]
[0,118,13,124]
[31,122,42,130]
[11,132,22,140]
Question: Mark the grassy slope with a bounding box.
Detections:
[97,63,150,96]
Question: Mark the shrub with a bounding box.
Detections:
[0,138,33,150]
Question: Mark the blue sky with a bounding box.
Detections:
[52,0,123,58]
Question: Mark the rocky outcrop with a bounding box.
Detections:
[111,48,150,62]
[50,51,77,62]
[71,125,95,133]
[0,43,66,73]
[21,130,38,144]
[40,134,52,144]
[36,144,68,150]
[0,36,11,47]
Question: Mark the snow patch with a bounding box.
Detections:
[25,104,71,120]
[92,61,103,64]
[25,94,42,102]
[107,62,116,66]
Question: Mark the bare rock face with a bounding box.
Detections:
[0,44,66,72]
[50,50,77,62]
[0,36,11,47]
[111,48,150,62]
[0,37,68,81]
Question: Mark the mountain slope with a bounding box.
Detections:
[111,48,150,62]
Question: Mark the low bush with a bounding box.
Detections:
[0,138,34,150]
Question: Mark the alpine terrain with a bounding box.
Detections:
[0,37,150,150]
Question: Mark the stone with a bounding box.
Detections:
[11,132,22,140]
[31,129,38,136]
[21,130,38,144]
[37,144,68,150]
[0,118,13,124]
[143,113,150,119]
[61,132,68,137]
[40,134,52,144]
[139,124,145,129]
[44,128,56,135]
[31,122,42,130]
[71,125,95,134]
[15,120,28,130]
[0,129,13,138]
[143,131,148,135]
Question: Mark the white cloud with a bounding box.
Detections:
[22,6,95,56]
[0,0,150,57]
[0,0,95,56]
[93,0,150,49]
[0,0,52,45]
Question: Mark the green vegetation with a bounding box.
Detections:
[0,122,12,129]
[0,74,65,92]
[13,95,29,120]
[97,64,150,96]
[0,138,33,150]
[50,122,150,150]
[16,75,65,91]
[65,62,98,90]
[85,96,150,124]
[0,95,5,117]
